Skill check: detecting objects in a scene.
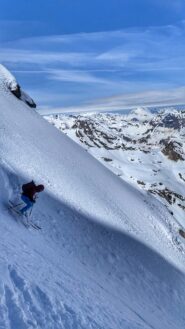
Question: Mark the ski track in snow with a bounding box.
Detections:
[0,65,185,328]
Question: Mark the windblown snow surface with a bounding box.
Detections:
[0,66,185,329]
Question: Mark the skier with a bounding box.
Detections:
[20,181,44,215]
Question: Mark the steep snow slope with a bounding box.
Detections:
[0,67,185,328]
[0,72,179,252]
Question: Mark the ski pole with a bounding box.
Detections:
[29,205,34,218]
[8,202,24,210]
[29,195,38,217]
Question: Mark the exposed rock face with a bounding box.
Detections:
[150,110,185,132]
[10,83,21,98]
[19,90,36,108]
[149,187,185,205]
[9,83,36,108]
[161,140,184,161]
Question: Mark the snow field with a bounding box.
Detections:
[0,65,185,328]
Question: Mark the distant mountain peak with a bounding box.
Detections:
[128,107,153,121]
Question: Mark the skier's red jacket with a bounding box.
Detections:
[22,181,44,201]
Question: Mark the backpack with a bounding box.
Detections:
[22,180,36,193]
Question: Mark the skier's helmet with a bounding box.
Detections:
[36,184,44,192]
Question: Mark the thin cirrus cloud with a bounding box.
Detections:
[47,69,113,85]
[1,23,185,111]
[40,86,185,115]
[0,49,92,66]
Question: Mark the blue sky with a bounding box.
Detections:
[1,0,185,113]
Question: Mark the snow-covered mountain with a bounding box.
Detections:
[46,108,185,226]
[1,64,185,329]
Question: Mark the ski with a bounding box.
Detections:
[29,222,42,230]
[8,200,22,214]
[8,200,41,230]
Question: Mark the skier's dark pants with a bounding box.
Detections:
[20,195,33,214]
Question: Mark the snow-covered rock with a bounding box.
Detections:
[127,107,153,122]
[0,64,36,108]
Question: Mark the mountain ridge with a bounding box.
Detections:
[46,109,185,225]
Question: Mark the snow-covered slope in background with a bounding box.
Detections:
[0,65,185,328]
[46,110,185,226]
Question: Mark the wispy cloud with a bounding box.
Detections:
[2,24,185,110]
[39,86,185,115]
[47,69,113,85]
[0,49,92,66]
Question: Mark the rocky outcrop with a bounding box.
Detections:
[160,140,184,161]
[0,64,36,108]
[150,111,185,130]
[9,84,36,108]
[10,83,21,98]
